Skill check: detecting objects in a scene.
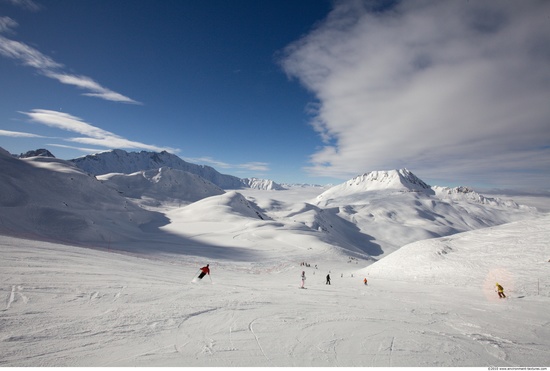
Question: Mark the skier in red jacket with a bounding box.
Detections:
[198,264,210,279]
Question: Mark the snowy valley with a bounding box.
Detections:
[1,148,549,367]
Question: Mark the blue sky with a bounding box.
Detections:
[1,0,549,191]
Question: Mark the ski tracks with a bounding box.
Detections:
[174,307,220,356]
[3,285,28,311]
[248,317,270,361]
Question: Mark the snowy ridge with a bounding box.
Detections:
[172,191,269,222]
[240,177,285,190]
[433,185,531,209]
[0,148,540,260]
[16,148,55,158]
[70,149,243,189]
[98,167,225,207]
[310,169,539,256]
[316,169,431,204]
[0,149,165,244]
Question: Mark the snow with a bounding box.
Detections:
[1,150,549,366]
[70,149,243,189]
[1,216,549,367]
[97,167,224,207]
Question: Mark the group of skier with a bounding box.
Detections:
[299,270,367,289]
[194,264,507,299]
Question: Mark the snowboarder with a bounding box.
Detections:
[363,278,368,286]
[326,274,331,285]
[496,283,506,298]
[198,264,210,280]
[301,271,306,288]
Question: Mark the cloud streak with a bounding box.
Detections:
[0,129,45,138]
[185,156,270,172]
[281,0,550,188]
[0,17,139,104]
[1,0,41,11]
[20,109,178,153]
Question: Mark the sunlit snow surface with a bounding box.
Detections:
[1,152,549,366]
[1,201,549,366]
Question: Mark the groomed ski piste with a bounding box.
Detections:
[1,151,549,367]
[2,213,549,366]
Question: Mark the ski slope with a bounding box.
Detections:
[1,214,549,367]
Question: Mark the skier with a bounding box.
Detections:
[496,283,506,298]
[198,264,210,280]
[363,278,368,286]
[301,271,306,288]
[326,273,331,285]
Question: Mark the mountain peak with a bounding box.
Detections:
[315,169,432,206]
[18,149,56,158]
[69,149,243,189]
[348,169,430,192]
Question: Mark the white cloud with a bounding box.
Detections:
[185,156,270,172]
[47,143,104,153]
[44,72,140,105]
[0,35,61,69]
[281,0,550,188]
[20,109,179,153]
[0,26,139,104]
[0,17,18,33]
[0,129,44,138]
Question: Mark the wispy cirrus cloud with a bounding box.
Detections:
[47,143,104,154]
[0,17,139,104]
[185,156,270,172]
[20,109,178,153]
[281,0,550,189]
[0,16,18,33]
[42,71,141,104]
[0,129,45,138]
[1,0,41,12]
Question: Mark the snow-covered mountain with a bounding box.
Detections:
[70,149,244,189]
[315,169,431,202]
[16,148,56,158]
[97,167,224,207]
[0,147,541,262]
[240,177,285,190]
[0,149,166,244]
[304,169,538,257]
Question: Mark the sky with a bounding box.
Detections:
[1,0,549,191]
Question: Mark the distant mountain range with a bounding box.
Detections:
[0,147,540,258]
[17,148,286,191]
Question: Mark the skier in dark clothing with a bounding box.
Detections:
[326,274,331,285]
[198,264,210,279]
